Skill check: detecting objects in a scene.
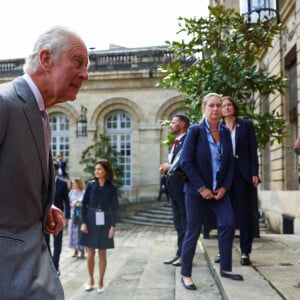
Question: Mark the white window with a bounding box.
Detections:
[105,112,132,187]
[49,113,70,161]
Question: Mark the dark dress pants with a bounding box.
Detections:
[181,193,235,277]
[168,178,187,257]
[44,229,63,270]
[231,168,255,255]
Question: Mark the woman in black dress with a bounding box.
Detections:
[80,159,119,294]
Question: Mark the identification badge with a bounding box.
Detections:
[95,211,105,225]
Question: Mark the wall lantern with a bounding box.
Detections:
[76,105,87,137]
[239,0,279,24]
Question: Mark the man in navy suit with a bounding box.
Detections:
[57,154,68,178]
[45,160,71,275]
[159,115,190,267]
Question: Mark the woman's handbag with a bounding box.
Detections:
[167,151,188,183]
[72,201,82,225]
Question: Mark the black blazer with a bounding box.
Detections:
[232,118,258,183]
[81,180,119,227]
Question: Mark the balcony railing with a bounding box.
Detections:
[0,46,179,78]
[0,58,25,77]
[88,46,175,72]
[0,45,196,79]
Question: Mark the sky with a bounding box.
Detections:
[0,0,209,60]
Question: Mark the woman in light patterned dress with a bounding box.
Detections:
[68,177,85,258]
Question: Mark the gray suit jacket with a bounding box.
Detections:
[0,77,64,299]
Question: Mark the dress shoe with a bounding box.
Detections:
[172,257,181,267]
[214,253,220,263]
[220,270,243,281]
[164,256,179,265]
[240,254,251,266]
[181,277,197,290]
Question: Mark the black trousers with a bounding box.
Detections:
[231,168,256,255]
[44,229,63,270]
[167,178,187,257]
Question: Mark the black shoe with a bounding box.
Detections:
[164,256,179,265]
[172,257,181,266]
[240,254,251,266]
[214,254,220,263]
[220,270,243,281]
[181,277,197,290]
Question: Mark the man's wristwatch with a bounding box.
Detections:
[198,186,206,193]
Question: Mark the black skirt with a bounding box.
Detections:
[79,208,114,249]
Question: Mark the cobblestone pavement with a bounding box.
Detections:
[59,223,300,300]
[59,223,222,300]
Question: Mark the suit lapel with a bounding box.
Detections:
[199,123,213,183]
[171,134,186,163]
[234,119,241,152]
[13,77,49,187]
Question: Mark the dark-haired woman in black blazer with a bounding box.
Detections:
[221,96,259,266]
[80,159,119,294]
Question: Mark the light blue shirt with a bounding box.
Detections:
[204,119,222,190]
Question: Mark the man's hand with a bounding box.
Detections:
[44,205,63,235]
[159,163,171,174]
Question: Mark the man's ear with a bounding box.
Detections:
[39,49,52,72]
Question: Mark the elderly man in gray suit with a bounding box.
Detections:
[0,26,89,299]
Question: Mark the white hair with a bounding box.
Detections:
[23,26,82,74]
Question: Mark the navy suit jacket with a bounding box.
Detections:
[232,118,258,183]
[180,121,234,195]
[167,134,187,191]
[170,134,187,164]
[54,177,70,219]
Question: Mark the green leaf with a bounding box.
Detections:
[159,5,287,149]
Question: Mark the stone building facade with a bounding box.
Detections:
[211,0,300,234]
[2,1,300,233]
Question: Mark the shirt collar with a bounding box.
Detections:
[175,133,186,141]
[23,74,45,112]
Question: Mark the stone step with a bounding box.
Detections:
[119,203,173,227]
[121,218,173,227]
[137,211,173,219]
[146,206,173,214]
[120,203,270,235]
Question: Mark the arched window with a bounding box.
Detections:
[50,113,70,161]
[105,111,132,187]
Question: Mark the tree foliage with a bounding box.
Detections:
[79,134,124,191]
[159,5,287,149]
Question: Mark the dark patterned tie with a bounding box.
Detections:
[41,110,51,166]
